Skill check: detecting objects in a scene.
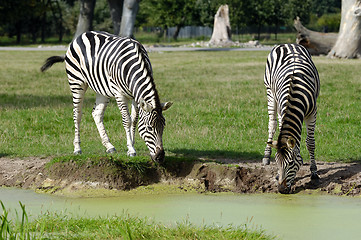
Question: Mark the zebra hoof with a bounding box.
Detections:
[311,172,320,180]
[74,150,82,155]
[262,158,270,165]
[106,148,117,154]
[127,152,136,157]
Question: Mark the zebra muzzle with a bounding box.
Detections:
[278,179,291,194]
[151,147,165,163]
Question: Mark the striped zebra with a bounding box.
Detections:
[262,44,320,194]
[41,31,172,162]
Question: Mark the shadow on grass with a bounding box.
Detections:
[0,93,95,109]
[170,148,263,162]
[0,152,10,158]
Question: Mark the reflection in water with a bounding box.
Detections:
[1,188,361,240]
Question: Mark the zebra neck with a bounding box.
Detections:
[279,76,303,146]
[279,125,302,148]
[133,76,160,110]
[279,103,303,148]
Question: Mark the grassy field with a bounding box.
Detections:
[0,48,360,239]
[0,49,360,162]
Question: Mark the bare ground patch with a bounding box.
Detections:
[1,157,361,196]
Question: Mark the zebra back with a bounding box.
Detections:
[265,44,320,147]
[65,31,161,110]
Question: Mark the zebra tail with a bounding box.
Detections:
[40,55,65,72]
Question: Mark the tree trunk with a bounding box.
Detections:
[173,25,182,41]
[119,0,140,38]
[294,17,338,55]
[41,6,46,43]
[328,0,361,58]
[274,23,278,41]
[257,25,261,40]
[108,0,123,35]
[55,1,64,42]
[209,5,232,45]
[15,21,22,44]
[74,0,96,39]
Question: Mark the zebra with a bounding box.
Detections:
[262,43,320,194]
[41,31,172,162]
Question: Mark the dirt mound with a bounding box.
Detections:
[0,157,50,189]
[1,157,361,196]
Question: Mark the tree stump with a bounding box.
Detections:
[209,5,232,46]
[294,17,338,55]
[328,0,361,59]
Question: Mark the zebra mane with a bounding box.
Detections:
[280,74,301,146]
[283,74,295,115]
[134,40,162,110]
[135,41,153,77]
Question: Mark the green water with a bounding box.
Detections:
[1,188,361,240]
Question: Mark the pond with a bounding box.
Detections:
[1,188,361,240]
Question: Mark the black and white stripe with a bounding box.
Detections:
[41,31,172,162]
[262,44,320,193]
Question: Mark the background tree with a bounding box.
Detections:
[140,0,198,40]
[295,0,361,58]
[108,0,122,35]
[267,0,288,40]
[74,0,96,38]
[0,0,344,44]
[328,0,361,58]
[0,0,47,43]
[223,0,248,34]
[46,0,66,42]
[285,0,312,24]
[311,0,341,17]
[119,0,140,37]
[74,0,139,38]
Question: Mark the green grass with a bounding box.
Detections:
[1,201,30,240]
[1,201,274,240]
[0,50,360,162]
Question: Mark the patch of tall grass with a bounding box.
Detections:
[0,50,360,162]
[1,201,275,240]
[1,201,31,239]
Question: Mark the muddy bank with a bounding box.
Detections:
[1,157,361,196]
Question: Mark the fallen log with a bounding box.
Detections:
[294,17,338,55]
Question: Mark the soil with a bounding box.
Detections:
[1,156,361,196]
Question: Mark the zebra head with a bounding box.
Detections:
[267,136,303,194]
[138,99,172,163]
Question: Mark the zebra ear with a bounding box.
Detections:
[140,98,153,112]
[267,140,278,149]
[287,137,296,149]
[161,102,173,111]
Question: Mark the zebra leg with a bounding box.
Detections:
[129,100,139,155]
[263,90,277,165]
[116,96,136,157]
[92,93,116,153]
[72,84,88,154]
[305,115,320,180]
